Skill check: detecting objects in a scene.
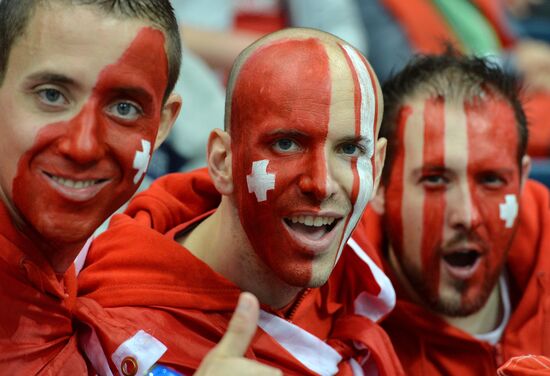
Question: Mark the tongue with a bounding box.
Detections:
[288,222,326,240]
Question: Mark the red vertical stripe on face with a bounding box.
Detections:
[338,44,362,205]
[421,97,446,294]
[334,44,362,266]
[359,53,380,180]
[384,106,412,258]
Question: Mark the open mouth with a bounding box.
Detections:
[281,214,342,255]
[443,251,480,268]
[442,249,482,279]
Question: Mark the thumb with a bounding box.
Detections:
[210,292,260,358]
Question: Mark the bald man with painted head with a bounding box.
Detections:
[77,28,404,375]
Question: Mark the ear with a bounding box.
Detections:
[153,93,182,150]
[519,155,531,192]
[371,185,386,215]
[372,136,387,199]
[369,136,387,214]
[208,128,233,195]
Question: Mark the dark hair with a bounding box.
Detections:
[380,50,528,184]
[0,0,181,102]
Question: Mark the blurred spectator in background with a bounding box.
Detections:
[357,0,550,161]
[148,0,368,179]
[505,0,550,42]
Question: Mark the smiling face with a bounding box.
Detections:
[0,4,170,263]
[384,92,523,315]
[229,37,382,287]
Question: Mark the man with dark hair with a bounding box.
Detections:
[0,0,182,373]
[355,52,550,374]
[78,27,405,375]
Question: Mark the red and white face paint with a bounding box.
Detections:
[0,4,168,254]
[384,93,521,315]
[230,38,379,287]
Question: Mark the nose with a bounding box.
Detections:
[298,150,337,202]
[448,182,482,231]
[57,104,106,164]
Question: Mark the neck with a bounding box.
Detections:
[441,281,502,335]
[25,225,83,274]
[46,240,85,274]
[181,197,302,309]
[388,247,503,335]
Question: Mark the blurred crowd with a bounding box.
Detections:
[149,0,550,187]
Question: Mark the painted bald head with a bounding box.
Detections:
[221,28,385,288]
[378,52,529,316]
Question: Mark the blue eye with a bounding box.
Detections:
[37,88,68,107]
[116,103,133,116]
[273,138,300,153]
[106,101,142,121]
[478,173,506,189]
[341,143,357,155]
[420,174,448,188]
[277,139,293,150]
[44,89,60,102]
[338,142,365,157]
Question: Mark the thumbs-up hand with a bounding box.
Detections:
[194,292,283,376]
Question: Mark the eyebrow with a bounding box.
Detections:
[110,86,154,104]
[24,71,155,102]
[266,129,309,138]
[24,71,77,86]
[477,167,515,176]
[338,135,371,145]
[413,165,448,174]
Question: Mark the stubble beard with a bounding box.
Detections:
[402,255,503,317]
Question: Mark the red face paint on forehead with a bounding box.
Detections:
[11,27,168,256]
[231,38,332,145]
[385,93,522,315]
[465,95,519,168]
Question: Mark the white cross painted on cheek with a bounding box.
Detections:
[133,139,151,184]
[499,194,518,228]
[246,160,276,202]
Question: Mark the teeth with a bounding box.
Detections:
[288,215,336,227]
[50,175,99,189]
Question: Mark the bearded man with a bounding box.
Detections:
[356,51,550,375]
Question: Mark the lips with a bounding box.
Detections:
[42,170,111,202]
[283,213,342,254]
